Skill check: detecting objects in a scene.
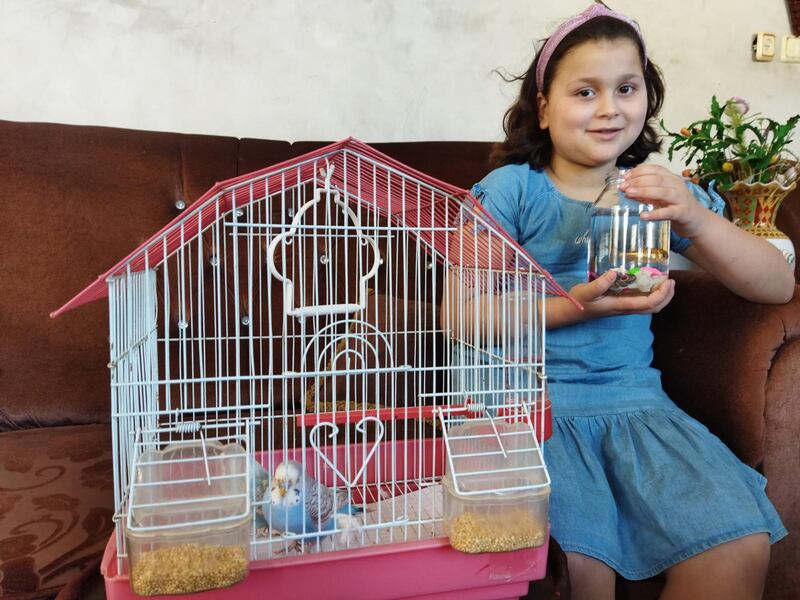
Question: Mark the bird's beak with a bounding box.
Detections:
[278,486,286,497]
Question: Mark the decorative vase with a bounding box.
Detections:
[722,180,797,266]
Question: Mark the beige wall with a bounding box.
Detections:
[1,0,798,169]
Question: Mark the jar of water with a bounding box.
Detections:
[588,169,670,295]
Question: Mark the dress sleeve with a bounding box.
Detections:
[469,164,529,243]
[670,180,727,254]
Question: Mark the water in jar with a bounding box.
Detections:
[588,205,670,295]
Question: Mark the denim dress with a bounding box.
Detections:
[470,163,787,580]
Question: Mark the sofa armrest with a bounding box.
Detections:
[651,270,800,467]
[653,270,800,600]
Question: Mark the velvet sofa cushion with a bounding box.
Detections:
[0,120,243,431]
[652,272,800,467]
[237,138,292,177]
[0,424,113,600]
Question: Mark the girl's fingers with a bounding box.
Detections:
[625,164,672,180]
[577,273,675,315]
[583,271,617,299]
[569,271,617,303]
[647,279,675,313]
[607,279,674,313]
[621,184,681,205]
[623,167,686,195]
[639,207,675,221]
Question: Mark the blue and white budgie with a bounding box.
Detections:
[257,459,362,545]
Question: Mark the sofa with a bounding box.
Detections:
[0,118,797,600]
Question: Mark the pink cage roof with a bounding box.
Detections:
[52,138,573,319]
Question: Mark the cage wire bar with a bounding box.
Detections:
[100,140,560,574]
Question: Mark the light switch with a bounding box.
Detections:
[781,35,800,62]
[753,32,776,61]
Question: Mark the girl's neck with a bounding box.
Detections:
[546,157,615,202]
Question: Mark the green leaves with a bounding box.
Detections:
[661,96,799,191]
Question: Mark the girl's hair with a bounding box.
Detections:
[490,15,665,170]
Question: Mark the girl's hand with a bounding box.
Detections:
[620,165,709,239]
[566,270,675,322]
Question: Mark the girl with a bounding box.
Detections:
[465,3,794,599]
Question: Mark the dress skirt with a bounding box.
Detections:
[545,381,787,580]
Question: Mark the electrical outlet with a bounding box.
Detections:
[752,32,776,61]
[781,35,800,62]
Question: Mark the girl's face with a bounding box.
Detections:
[537,38,647,174]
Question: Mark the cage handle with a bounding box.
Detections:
[484,410,508,459]
[321,160,334,191]
[172,420,212,486]
[199,429,212,486]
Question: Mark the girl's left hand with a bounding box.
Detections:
[619,165,708,239]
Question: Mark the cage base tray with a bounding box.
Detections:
[101,530,548,600]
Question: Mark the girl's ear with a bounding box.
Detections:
[536,92,549,130]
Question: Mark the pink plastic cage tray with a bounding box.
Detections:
[102,430,550,600]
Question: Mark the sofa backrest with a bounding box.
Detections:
[0,121,496,432]
[0,120,283,430]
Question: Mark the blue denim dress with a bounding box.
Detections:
[470,164,787,580]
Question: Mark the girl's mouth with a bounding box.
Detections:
[588,128,623,141]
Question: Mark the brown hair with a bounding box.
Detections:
[490,16,665,170]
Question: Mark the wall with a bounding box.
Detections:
[1,0,798,166]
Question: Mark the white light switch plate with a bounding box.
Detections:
[753,32,776,61]
[781,35,800,62]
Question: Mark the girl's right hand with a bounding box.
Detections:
[569,270,676,321]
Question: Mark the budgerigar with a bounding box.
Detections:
[251,458,271,532]
[259,459,361,544]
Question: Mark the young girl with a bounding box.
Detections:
[467,3,794,599]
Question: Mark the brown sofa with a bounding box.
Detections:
[0,118,797,600]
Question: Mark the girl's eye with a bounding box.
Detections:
[577,89,595,98]
[619,84,636,95]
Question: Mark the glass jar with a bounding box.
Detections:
[588,169,670,295]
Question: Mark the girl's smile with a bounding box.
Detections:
[587,127,624,141]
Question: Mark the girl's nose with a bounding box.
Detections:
[597,94,619,118]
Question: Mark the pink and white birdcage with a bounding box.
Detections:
[53,138,573,600]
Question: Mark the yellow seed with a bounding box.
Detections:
[722,162,734,173]
[448,510,546,554]
[130,543,248,596]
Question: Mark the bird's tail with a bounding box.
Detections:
[334,513,363,545]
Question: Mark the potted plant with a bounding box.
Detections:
[662,96,799,264]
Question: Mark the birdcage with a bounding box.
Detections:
[54,139,573,599]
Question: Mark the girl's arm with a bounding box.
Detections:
[622,165,795,304]
[441,267,676,342]
[679,215,794,303]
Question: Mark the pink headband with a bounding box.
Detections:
[535,3,647,91]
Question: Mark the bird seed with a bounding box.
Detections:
[130,543,248,596]
[449,510,546,554]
